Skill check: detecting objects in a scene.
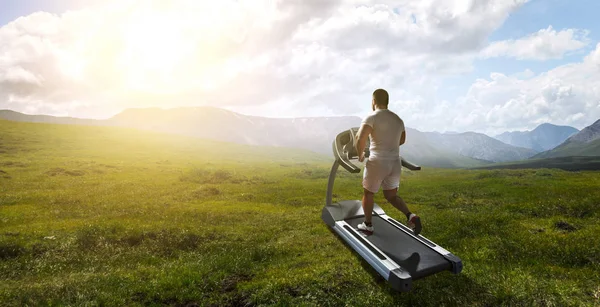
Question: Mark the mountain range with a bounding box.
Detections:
[533,119,600,159]
[108,107,492,167]
[424,131,536,162]
[1,108,599,168]
[494,123,579,152]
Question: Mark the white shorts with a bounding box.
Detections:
[362,158,402,193]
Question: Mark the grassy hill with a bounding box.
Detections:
[534,138,600,159]
[0,108,496,169]
[1,119,599,306]
[472,156,600,171]
[0,109,104,126]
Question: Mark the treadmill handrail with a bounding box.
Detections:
[401,158,421,171]
[325,160,339,206]
[333,128,361,173]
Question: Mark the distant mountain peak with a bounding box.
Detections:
[532,118,600,159]
[494,123,579,152]
[532,122,578,131]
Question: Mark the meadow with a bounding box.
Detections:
[1,119,599,306]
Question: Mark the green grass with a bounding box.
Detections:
[1,119,599,306]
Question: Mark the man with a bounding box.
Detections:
[355,88,422,235]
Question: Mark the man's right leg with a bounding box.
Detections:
[382,159,423,235]
[382,188,410,216]
[383,189,422,235]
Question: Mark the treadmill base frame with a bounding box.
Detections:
[322,200,463,292]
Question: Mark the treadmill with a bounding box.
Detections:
[321,127,463,292]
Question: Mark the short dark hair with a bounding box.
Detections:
[373,88,389,107]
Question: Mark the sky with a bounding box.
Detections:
[1,0,600,136]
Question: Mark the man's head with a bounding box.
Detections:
[372,88,389,111]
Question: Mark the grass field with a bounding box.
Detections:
[1,119,599,306]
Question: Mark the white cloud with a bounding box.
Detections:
[480,26,590,60]
[402,43,600,135]
[0,0,529,116]
[2,0,599,136]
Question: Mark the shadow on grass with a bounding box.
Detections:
[0,169,10,179]
[45,167,86,176]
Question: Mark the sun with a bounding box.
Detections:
[113,1,241,94]
[119,8,195,92]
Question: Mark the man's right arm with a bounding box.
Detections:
[357,115,374,162]
[399,130,406,146]
[399,118,406,146]
[356,124,372,162]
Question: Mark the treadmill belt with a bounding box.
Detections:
[346,216,451,280]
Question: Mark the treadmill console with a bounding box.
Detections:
[332,127,369,173]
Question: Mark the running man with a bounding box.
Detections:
[355,88,422,235]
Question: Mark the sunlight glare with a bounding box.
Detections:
[108,0,271,95]
[119,7,197,92]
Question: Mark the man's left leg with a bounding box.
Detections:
[362,188,375,226]
[358,160,381,233]
[358,188,375,233]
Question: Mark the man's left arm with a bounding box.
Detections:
[356,124,372,162]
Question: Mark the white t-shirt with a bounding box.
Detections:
[361,108,405,160]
